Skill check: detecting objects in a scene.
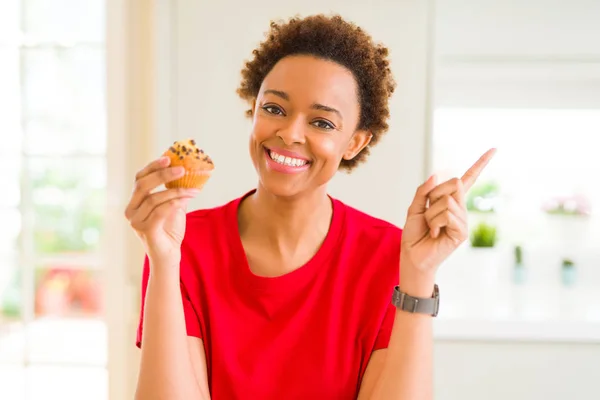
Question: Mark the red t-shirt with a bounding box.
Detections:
[136,190,401,399]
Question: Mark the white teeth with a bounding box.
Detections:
[269,150,307,167]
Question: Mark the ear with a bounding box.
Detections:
[342,130,372,160]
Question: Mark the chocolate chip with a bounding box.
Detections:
[182,146,187,152]
[190,139,196,145]
[179,156,183,160]
[169,146,176,152]
[200,149,204,154]
[195,148,200,153]
[195,156,200,159]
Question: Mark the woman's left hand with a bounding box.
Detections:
[399,148,497,289]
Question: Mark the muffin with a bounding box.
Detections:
[162,139,214,189]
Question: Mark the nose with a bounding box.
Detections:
[276,116,306,146]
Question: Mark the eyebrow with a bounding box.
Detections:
[310,103,342,120]
[263,89,289,100]
[263,89,343,119]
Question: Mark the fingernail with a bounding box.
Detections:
[159,156,170,165]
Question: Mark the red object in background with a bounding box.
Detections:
[35,267,103,317]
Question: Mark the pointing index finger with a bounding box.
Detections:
[460,148,497,191]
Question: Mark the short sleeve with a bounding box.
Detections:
[136,255,203,348]
[372,302,396,351]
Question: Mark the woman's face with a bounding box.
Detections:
[249,55,371,199]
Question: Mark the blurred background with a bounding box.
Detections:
[0,0,598,399]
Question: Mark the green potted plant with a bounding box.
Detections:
[470,221,497,248]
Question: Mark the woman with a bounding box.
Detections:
[127,14,495,400]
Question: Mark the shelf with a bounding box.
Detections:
[432,242,600,343]
[434,317,600,343]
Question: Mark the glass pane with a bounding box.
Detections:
[432,108,600,306]
[27,366,107,400]
[0,208,21,255]
[0,1,20,45]
[22,47,106,155]
[0,261,25,363]
[28,267,106,365]
[34,267,103,318]
[0,158,22,207]
[22,0,106,43]
[432,109,600,226]
[0,322,25,363]
[0,259,21,320]
[0,48,23,153]
[28,157,106,255]
[0,365,25,400]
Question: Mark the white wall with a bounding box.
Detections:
[434,0,600,109]
[434,341,600,400]
[154,1,600,399]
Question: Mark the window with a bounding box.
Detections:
[432,107,600,322]
[0,1,107,399]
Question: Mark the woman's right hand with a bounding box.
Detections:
[124,156,200,267]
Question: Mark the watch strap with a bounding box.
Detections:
[391,284,439,317]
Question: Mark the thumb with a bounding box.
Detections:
[407,174,437,216]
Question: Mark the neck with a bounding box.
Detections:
[239,184,333,255]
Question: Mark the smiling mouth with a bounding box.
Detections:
[266,148,310,167]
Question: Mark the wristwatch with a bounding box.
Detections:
[391,284,440,317]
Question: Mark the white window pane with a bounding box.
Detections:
[27,365,107,400]
[432,109,600,213]
[0,1,20,45]
[0,48,23,153]
[0,157,22,207]
[22,0,105,43]
[22,47,106,156]
[34,266,104,323]
[0,321,25,363]
[0,208,21,255]
[0,260,25,363]
[28,157,106,255]
[27,316,107,365]
[432,108,600,319]
[0,364,25,399]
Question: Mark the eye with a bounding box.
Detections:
[312,119,335,131]
[262,105,284,116]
